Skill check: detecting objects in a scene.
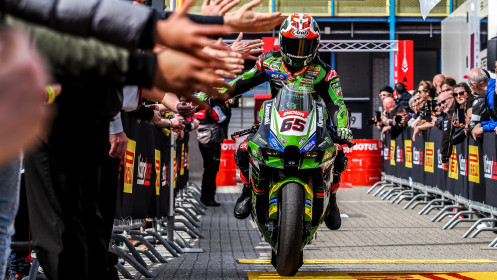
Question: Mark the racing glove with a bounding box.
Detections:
[336,127,353,142]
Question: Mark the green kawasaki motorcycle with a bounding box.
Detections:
[232,85,350,276]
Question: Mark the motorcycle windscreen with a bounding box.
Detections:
[275,85,313,112]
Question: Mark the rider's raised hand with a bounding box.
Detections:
[336,127,353,142]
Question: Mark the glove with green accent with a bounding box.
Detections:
[336,127,353,142]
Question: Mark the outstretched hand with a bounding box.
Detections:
[154,48,233,99]
[155,0,232,61]
[201,0,240,15]
[230,33,264,60]
[224,0,284,33]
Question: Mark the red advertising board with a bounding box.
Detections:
[394,40,414,91]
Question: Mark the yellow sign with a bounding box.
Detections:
[173,152,177,189]
[154,149,161,195]
[404,140,412,168]
[424,142,434,173]
[390,140,396,166]
[180,143,185,175]
[123,139,136,194]
[448,145,458,179]
[247,271,497,279]
[468,145,480,183]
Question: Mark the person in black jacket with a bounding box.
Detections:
[394,82,411,111]
[196,101,232,206]
[434,91,455,170]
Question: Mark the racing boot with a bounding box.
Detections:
[234,184,252,219]
[324,191,341,230]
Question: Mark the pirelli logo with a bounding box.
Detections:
[404,140,412,168]
[468,145,480,183]
[180,143,185,175]
[124,139,137,194]
[448,146,458,180]
[424,142,434,173]
[155,149,161,195]
[390,140,396,166]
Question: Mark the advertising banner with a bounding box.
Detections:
[394,40,414,91]
[115,113,189,219]
[382,128,497,207]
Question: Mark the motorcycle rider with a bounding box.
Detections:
[200,14,352,230]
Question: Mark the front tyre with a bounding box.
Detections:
[276,183,304,276]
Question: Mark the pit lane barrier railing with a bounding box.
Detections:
[367,127,497,247]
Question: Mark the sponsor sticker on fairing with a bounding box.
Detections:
[307,71,319,76]
[269,64,280,71]
[301,78,313,84]
[316,106,324,127]
[252,149,260,157]
[269,197,278,205]
[264,103,272,125]
[299,137,307,146]
[279,110,309,118]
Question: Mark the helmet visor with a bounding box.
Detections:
[280,36,318,59]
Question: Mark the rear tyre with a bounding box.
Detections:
[276,183,304,276]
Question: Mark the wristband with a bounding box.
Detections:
[168,119,173,127]
[46,86,56,104]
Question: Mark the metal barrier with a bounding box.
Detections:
[109,181,207,279]
[368,173,497,247]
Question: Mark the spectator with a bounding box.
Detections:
[434,91,455,170]
[394,82,411,111]
[196,100,232,206]
[408,91,425,127]
[379,86,393,101]
[467,68,496,140]
[449,82,475,150]
[440,78,456,95]
[433,73,446,95]
[412,82,438,141]
[380,97,396,135]
[390,107,410,138]
[418,80,437,102]
[451,82,474,131]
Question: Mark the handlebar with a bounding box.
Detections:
[231,124,260,140]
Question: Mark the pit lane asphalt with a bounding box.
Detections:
[144,185,497,280]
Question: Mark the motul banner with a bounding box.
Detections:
[382,127,497,207]
[394,40,414,91]
[262,37,280,53]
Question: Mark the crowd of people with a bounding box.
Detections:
[373,65,497,170]
[0,0,284,279]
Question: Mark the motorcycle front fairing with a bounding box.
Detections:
[246,85,338,249]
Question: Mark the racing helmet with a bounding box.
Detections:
[279,14,320,69]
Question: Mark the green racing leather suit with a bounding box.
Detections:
[202,50,351,188]
[219,50,349,129]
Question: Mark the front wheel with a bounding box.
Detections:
[276,183,304,276]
